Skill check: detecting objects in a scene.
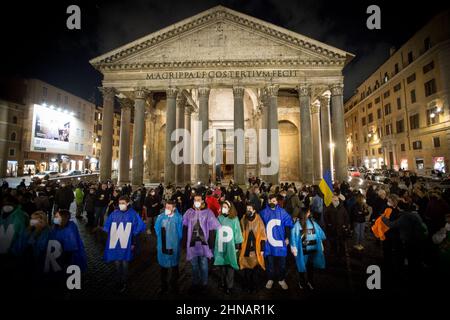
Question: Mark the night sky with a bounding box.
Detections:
[1,0,448,103]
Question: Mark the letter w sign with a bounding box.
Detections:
[109,222,132,249]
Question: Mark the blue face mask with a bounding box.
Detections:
[53,217,62,225]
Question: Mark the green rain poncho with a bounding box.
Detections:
[0,206,29,254]
[214,215,243,270]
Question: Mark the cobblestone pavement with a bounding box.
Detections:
[63,201,387,301]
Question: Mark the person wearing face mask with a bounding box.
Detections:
[94,183,110,230]
[351,193,370,251]
[239,203,267,293]
[103,196,145,293]
[155,200,183,295]
[323,195,350,264]
[260,194,293,290]
[213,201,243,294]
[290,208,326,290]
[0,195,28,255]
[12,211,50,286]
[144,188,161,235]
[48,209,87,279]
[74,183,84,219]
[284,187,301,218]
[182,194,220,293]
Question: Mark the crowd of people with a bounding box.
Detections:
[1,174,449,297]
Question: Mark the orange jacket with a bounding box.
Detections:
[371,207,392,241]
[239,214,267,270]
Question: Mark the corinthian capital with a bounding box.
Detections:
[296,84,311,97]
[330,83,344,96]
[176,92,187,107]
[265,84,279,97]
[166,87,179,99]
[118,98,133,110]
[310,102,320,114]
[134,88,148,100]
[98,87,116,101]
[318,95,330,109]
[232,86,245,99]
[198,86,211,99]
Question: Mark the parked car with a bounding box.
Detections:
[347,166,361,177]
[32,171,59,181]
[59,170,82,177]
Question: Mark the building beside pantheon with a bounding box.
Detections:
[90,5,354,186]
[344,11,450,174]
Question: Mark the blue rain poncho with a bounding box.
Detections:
[155,209,183,268]
[260,205,293,257]
[103,207,146,262]
[290,218,326,272]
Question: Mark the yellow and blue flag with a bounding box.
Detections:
[319,169,334,207]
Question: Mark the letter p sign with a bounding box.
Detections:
[218,226,233,252]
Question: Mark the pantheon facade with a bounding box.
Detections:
[90,5,354,186]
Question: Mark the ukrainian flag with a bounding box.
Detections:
[319,169,334,207]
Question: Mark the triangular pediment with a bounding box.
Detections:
[90,5,354,69]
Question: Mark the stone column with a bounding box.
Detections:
[298,85,313,184]
[198,86,210,183]
[259,91,269,181]
[99,87,115,182]
[165,87,178,185]
[131,88,147,187]
[147,111,158,182]
[233,86,246,185]
[319,94,332,175]
[175,92,186,186]
[184,106,192,184]
[266,84,279,184]
[118,98,132,185]
[330,83,347,182]
[311,101,322,183]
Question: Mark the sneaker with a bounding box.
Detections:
[278,280,288,290]
[146,229,152,235]
[353,244,360,250]
[119,283,127,293]
[298,282,304,290]
[265,280,274,289]
[306,282,314,290]
[359,244,365,250]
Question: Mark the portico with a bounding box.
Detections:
[90,5,354,186]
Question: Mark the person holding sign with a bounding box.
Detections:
[182,194,220,293]
[239,203,267,293]
[290,208,326,290]
[213,200,243,294]
[154,200,183,294]
[103,196,146,293]
[46,209,87,292]
[260,194,293,290]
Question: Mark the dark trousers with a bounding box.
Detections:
[266,255,286,281]
[219,265,234,289]
[161,265,179,290]
[299,257,314,285]
[243,268,259,290]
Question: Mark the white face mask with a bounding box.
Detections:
[222,207,229,214]
[119,204,128,211]
[53,217,62,225]
[387,201,393,207]
[194,201,201,209]
[165,208,173,216]
[2,205,14,213]
[30,219,40,227]
[332,200,339,208]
